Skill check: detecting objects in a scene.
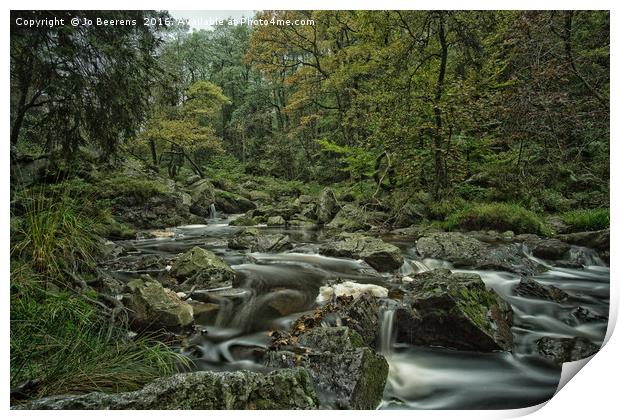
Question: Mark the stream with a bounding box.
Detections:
[111,215,610,410]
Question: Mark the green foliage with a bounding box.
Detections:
[442,202,550,235]
[562,208,609,231]
[97,176,170,202]
[318,139,377,180]
[10,269,189,399]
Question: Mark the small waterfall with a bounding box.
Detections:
[209,203,217,220]
[411,260,431,273]
[569,246,605,267]
[379,300,399,354]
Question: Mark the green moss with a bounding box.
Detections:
[562,208,609,231]
[229,215,258,226]
[441,202,551,235]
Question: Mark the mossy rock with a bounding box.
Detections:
[396,268,513,352]
[170,246,235,290]
[319,232,403,272]
[123,277,193,330]
[18,369,319,409]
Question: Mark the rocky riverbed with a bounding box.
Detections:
[19,183,610,410]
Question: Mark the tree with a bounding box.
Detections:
[10,10,169,158]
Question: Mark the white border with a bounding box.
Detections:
[2,1,617,419]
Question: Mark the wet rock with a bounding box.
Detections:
[293,294,381,348]
[395,269,513,352]
[214,190,256,214]
[326,204,387,232]
[18,369,318,409]
[191,302,220,324]
[265,331,388,410]
[515,234,571,260]
[170,247,235,290]
[416,232,543,275]
[390,225,441,240]
[107,254,169,272]
[187,179,216,218]
[564,246,606,267]
[536,336,599,364]
[319,233,403,272]
[229,232,293,253]
[316,188,339,224]
[556,229,610,253]
[267,215,286,226]
[570,306,608,323]
[265,289,309,316]
[123,277,193,330]
[297,326,366,353]
[514,278,569,302]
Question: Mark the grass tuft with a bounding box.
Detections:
[561,208,609,232]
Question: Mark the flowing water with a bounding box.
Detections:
[111,215,610,410]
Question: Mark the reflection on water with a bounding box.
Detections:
[112,218,609,410]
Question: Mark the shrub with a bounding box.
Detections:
[562,208,609,231]
[443,202,550,235]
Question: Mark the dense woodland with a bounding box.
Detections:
[10,10,610,406]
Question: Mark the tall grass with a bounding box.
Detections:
[11,185,103,284]
[10,183,191,401]
[562,208,610,232]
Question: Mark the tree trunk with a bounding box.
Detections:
[432,12,449,197]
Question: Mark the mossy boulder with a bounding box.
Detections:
[188,179,216,218]
[228,232,292,253]
[395,269,513,352]
[265,326,388,410]
[326,204,387,232]
[229,214,258,226]
[316,187,339,224]
[170,246,235,290]
[18,369,319,409]
[267,215,286,226]
[123,277,193,330]
[319,233,403,272]
[214,189,256,214]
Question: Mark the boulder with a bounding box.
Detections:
[319,233,403,272]
[267,215,286,226]
[114,193,197,229]
[326,204,387,232]
[570,306,608,324]
[265,327,388,410]
[514,278,569,302]
[188,180,216,218]
[123,277,193,330]
[214,190,256,214]
[229,215,258,226]
[556,229,610,253]
[395,269,513,352]
[391,202,425,228]
[228,232,293,253]
[536,336,599,364]
[170,247,235,289]
[293,294,381,348]
[18,369,318,409]
[515,234,571,260]
[316,188,339,224]
[416,232,543,275]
